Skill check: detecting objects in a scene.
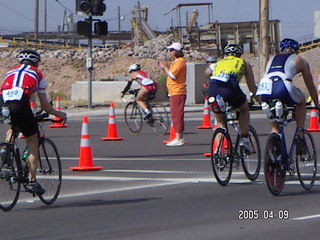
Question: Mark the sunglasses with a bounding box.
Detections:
[169,48,176,52]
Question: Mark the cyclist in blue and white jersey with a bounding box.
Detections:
[256,38,320,153]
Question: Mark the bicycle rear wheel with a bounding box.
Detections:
[264,133,286,195]
[38,138,62,205]
[124,102,143,134]
[241,125,261,181]
[211,128,233,186]
[294,130,317,190]
[151,102,169,136]
[0,143,21,211]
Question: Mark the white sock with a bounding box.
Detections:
[144,109,150,115]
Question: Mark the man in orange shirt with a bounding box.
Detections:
[158,42,187,146]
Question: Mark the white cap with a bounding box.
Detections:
[167,42,183,51]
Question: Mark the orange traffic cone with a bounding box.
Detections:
[70,115,103,171]
[197,97,212,129]
[49,96,68,128]
[307,109,320,132]
[163,121,176,144]
[101,102,124,141]
[203,136,229,157]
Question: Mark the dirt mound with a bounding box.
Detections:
[0,48,319,101]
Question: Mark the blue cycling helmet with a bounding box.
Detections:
[279,38,300,52]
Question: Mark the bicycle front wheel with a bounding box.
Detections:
[38,138,62,205]
[0,143,21,211]
[151,102,169,136]
[241,125,261,181]
[124,102,143,134]
[295,130,317,190]
[211,128,233,186]
[264,133,286,195]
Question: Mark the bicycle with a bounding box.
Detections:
[210,99,262,186]
[0,109,62,211]
[122,89,170,136]
[263,99,317,195]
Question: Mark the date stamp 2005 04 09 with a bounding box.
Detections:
[238,209,289,220]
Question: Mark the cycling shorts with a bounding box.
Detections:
[208,79,246,111]
[1,94,38,137]
[142,81,158,94]
[259,79,304,106]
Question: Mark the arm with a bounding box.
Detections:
[121,80,133,96]
[296,56,320,109]
[244,62,260,103]
[204,67,212,78]
[38,92,67,121]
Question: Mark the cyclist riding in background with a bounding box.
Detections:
[121,64,158,123]
[0,49,67,195]
[203,56,218,96]
[256,38,320,153]
[205,56,218,77]
[207,44,258,152]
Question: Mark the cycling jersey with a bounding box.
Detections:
[210,55,245,83]
[1,64,47,100]
[122,70,157,94]
[208,56,247,111]
[257,53,304,105]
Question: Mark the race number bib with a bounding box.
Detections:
[2,87,24,102]
[256,78,272,95]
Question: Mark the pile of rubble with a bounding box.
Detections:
[0,34,208,63]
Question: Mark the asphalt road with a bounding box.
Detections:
[1,109,320,240]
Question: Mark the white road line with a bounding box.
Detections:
[292,214,320,221]
[62,157,210,161]
[18,181,186,204]
[62,175,257,184]
[103,169,200,174]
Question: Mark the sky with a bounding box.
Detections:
[0,0,319,42]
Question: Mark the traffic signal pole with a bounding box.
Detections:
[87,16,93,108]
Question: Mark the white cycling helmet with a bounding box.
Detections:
[128,64,141,73]
[18,49,41,64]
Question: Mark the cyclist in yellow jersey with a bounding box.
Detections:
[207,44,258,152]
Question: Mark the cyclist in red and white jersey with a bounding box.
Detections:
[0,49,67,195]
[121,64,158,123]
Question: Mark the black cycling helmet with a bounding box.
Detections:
[279,38,300,52]
[128,63,141,73]
[224,44,243,57]
[18,49,41,64]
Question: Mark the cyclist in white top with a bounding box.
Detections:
[256,38,320,152]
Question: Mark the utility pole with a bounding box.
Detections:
[44,0,47,32]
[259,0,269,78]
[35,0,39,40]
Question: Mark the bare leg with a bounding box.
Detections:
[136,88,149,112]
[238,99,249,135]
[25,133,39,182]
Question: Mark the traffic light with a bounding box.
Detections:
[76,0,106,16]
[77,20,91,36]
[94,21,108,36]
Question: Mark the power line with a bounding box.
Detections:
[0,0,34,23]
[52,0,74,14]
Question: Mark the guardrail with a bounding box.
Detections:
[299,38,320,53]
[0,36,84,50]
